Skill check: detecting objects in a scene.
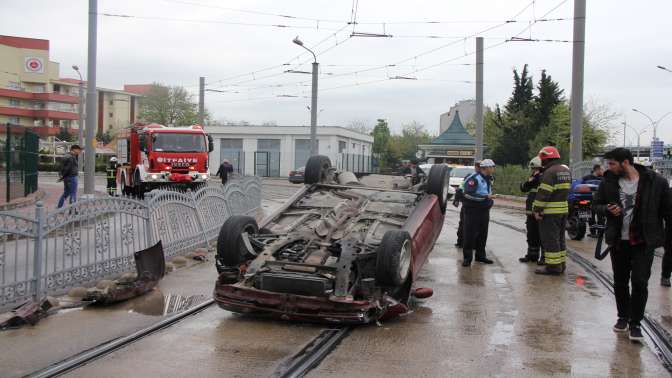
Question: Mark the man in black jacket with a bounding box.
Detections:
[216,160,234,186]
[519,157,543,263]
[593,148,672,342]
[57,145,82,208]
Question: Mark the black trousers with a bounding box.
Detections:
[610,241,654,327]
[525,214,540,257]
[662,246,672,279]
[463,206,490,261]
[456,206,465,246]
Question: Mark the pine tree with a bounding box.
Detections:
[533,70,564,134]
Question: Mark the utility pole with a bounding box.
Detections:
[198,76,205,125]
[310,62,319,156]
[622,121,627,147]
[474,37,484,161]
[84,0,98,196]
[293,36,319,156]
[569,0,586,165]
[72,65,85,172]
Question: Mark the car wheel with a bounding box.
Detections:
[426,164,449,213]
[304,155,332,184]
[376,230,412,287]
[217,215,259,268]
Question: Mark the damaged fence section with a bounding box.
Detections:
[0,177,261,312]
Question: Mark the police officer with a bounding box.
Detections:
[454,161,481,248]
[519,157,543,263]
[533,146,572,275]
[462,159,496,267]
[106,157,119,196]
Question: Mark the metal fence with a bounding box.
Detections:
[337,153,373,174]
[0,123,39,203]
[652,160,672,181]
[0,177,261,311]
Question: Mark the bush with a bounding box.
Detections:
[493,165,530,196]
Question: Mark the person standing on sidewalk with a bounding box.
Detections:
[216,159,233,186]
[594,148,672,342]
[533,146,572,275]
[57,145,82,208]
[106,157,119,196]
[461,159,496,267]
[519,157,543,263]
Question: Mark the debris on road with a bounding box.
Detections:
[0,297,59,330]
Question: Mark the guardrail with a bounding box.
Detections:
[0,177,262,311]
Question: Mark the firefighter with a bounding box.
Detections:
[519,157,544,263]
[533,146,572,275]
[106,157,119,196]
[461,159,496,267]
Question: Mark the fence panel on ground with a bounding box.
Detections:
[0,177,261,311]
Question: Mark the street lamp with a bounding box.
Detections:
[72,65,85,172]
[631,108,672,140]
[622,121,647,159]
[658,65,672,73]
[293,36,319,156]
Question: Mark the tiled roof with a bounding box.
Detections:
[431,111,475,146]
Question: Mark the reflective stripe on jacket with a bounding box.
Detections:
[532,161,571,215]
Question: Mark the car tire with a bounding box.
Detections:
[426,164,449,213]
[304,155,332,184]
[216,215,259,268]
[376,230,413,287]
[566,216,586,240]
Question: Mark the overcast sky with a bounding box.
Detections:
[2,0,671,144]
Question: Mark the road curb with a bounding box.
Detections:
[0,189,46,212]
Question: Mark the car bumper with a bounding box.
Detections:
[288,176,305,183]
[214,282,386,324]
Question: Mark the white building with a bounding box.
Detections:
[207,125,374,177]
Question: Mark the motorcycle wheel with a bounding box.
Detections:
[566,216,586,241]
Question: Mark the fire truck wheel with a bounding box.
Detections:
[217,216,259,267]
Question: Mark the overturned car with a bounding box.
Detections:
[213,156,449,324]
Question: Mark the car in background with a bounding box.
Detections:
[288,167,305,183]
[420,163,455,198]
[449,166,475,191]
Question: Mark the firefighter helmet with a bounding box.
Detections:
[538,146,561,160]
[110,157,118,163]
[529,157,543,169]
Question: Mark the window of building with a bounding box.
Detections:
[9,98,19,107]
[352,143,356,149]
[109,112,113,118]
[109,100,114,106]
[8,81,21,90]
[53,84,61,93]
[339,141,346,153]
[9,117,20,125]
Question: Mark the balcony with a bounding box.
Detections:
[0,87,79,104]
[0,105,78,121]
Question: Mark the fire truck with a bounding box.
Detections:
[116,123,214,196]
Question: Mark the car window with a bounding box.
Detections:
[450,167,474,178]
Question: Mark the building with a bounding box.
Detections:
[0,35,140,138]
[123,84,153,95]
[418,111,477,165]
[440,99,476,134]
[207,125,373,177]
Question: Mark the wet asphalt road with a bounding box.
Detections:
[4,183,672,377]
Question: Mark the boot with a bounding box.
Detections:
[535,263,565,275]
[462,249,473,267]
[519,250,540,263]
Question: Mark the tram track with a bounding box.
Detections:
[24,296,350,378]
[490,218,672,372]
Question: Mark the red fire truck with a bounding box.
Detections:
[116,123,214,196]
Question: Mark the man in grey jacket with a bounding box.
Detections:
[57,145,82,208]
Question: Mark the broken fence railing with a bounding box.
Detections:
[0,177,261,312]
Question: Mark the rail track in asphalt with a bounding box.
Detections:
[25,300,351,378]
[489,218,672,372]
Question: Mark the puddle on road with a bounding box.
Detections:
[120,290,209,317]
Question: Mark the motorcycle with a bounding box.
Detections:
[566,179,601,240]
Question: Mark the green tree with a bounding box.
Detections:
[533,70,564,134]
[371,119,391,167]
[138,83,206,126]
[96,129,114,145]
[530,102,608,163]
[505,64,534,115]
[388,121,433,163]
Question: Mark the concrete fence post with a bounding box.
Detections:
[32,201,45,301]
